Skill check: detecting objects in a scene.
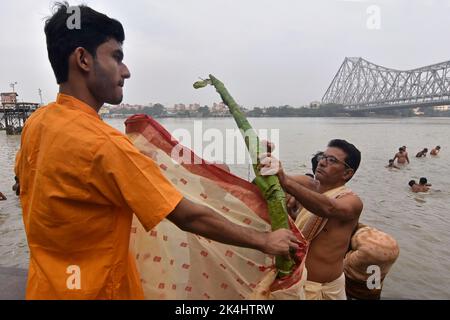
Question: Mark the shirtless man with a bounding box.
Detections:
[416,148,428,158]
[393,147,409,165]
[430,146,441,156]
[402,146,409,159]
[260,139,363,300]
[419,177,432,188]
[0,192,6,201]
[408,180,429,193]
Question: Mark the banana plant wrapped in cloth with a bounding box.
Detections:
[194,74,300,277]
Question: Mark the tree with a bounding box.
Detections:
[198,106,210,117]
[152,103,166,117]
[247,107,264,117]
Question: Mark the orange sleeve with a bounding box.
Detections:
[92,135,183,231]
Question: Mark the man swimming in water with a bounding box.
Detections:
[419,177,432,188]
[416,148,428,158]
[408,180,429,193]
[430,146,441,156]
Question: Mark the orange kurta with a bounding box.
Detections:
[15,94,183,299]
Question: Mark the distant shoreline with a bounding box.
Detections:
[102,114,450,119]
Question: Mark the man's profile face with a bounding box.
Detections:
[88,39,131,105]
[315,147,352,184]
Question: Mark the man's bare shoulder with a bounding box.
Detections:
[335,191,363,220]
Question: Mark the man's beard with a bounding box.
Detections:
[91,60,123,105]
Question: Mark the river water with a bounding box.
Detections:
[1,117,449,299]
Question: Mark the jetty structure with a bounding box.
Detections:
[0,92,40,135]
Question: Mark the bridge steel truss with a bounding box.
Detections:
[322,57,450,111]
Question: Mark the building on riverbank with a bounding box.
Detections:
[0,92,39,135]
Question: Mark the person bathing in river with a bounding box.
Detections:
[393,147,409,165]
[430,146,441,156]
[416,148,428,158]
[419,177,432,188]
[409,180,429,193]
[386,159,400,169]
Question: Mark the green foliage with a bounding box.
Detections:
[197,106,210,117]
[194,75,296,277]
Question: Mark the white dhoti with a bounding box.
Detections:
[295,186,351,300]
[304,270,347,300]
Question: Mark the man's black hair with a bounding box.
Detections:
[408,180,416,187]
[44,2,125,84]
[327,139,361,174]
[419,177,428,185]
[311,151,323,174]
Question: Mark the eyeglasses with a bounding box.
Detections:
[317,154,353,170]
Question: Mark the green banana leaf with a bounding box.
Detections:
[194,75,295,277]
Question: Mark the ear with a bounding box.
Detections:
[343,168,354,181]
[73,47,93,73]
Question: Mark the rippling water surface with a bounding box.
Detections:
[1,117,449,299]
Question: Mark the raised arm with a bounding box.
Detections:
[260,154,362,222]
[281,178,362,221]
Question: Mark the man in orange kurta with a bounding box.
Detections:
[16,93,183,299]
[15,4,300,300]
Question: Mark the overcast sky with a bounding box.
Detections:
[1,0,450,108]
